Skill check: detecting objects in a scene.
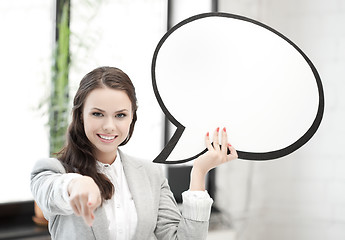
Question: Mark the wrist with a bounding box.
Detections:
[189,167,207,191]
[191,166,207,178]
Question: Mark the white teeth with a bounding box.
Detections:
[99,135,115,140]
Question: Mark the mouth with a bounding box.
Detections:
[97,134,117,142]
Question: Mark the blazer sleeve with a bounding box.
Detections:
[30,158,82,218]
[154,167,213,240]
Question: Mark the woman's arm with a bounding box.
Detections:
[155,177,213,240]
[31,158,101,226]
[30,158,82,217]
[154,127,237,240]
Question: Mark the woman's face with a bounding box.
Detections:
[82,87,133,163]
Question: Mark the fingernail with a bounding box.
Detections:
[217,127,220,132]
[228,143,232,147]
[206,132,209,137]
[223,127,226,132]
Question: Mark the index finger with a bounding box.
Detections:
[80,196,94,226]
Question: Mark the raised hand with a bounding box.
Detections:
[190,127,238,191]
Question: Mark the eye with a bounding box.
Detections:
[116,113,126,118]
[92,112,104,117]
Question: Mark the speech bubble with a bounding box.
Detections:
[151,12,324,164]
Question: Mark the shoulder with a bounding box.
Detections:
[31,158,67,175]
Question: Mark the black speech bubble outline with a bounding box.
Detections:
[151,12,324,164]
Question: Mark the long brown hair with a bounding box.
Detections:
[58,66,138,201]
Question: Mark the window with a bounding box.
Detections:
[0,0,51,204]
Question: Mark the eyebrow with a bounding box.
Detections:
[91,107,130,113]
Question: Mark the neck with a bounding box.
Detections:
[96,150,117,165]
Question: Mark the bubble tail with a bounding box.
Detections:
[153,125,185,164]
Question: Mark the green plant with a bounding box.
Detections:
[49,0,70,155]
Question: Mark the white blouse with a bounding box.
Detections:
[96,154,137,240]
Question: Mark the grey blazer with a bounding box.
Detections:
[31,150,211,240]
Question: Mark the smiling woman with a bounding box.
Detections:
[30,66,238,239]
[54,67,138,205]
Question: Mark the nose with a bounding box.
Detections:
[102,116,115,133]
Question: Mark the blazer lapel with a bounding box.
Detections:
[119,150,155,239]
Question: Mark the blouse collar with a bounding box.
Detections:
[96,151,122,173]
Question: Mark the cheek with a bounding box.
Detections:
[83,117,97,137]
[83,122,92,141]
[121,119,133,133]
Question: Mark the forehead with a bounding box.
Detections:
[84,87,132,110]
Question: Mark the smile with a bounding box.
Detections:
[97,134,117,141]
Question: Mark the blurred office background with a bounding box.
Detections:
[0,0,344,239]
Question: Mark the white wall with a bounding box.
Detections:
[216,0,345,239]
[0,0,51,203]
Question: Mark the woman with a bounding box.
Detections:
[31,66,238,240]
